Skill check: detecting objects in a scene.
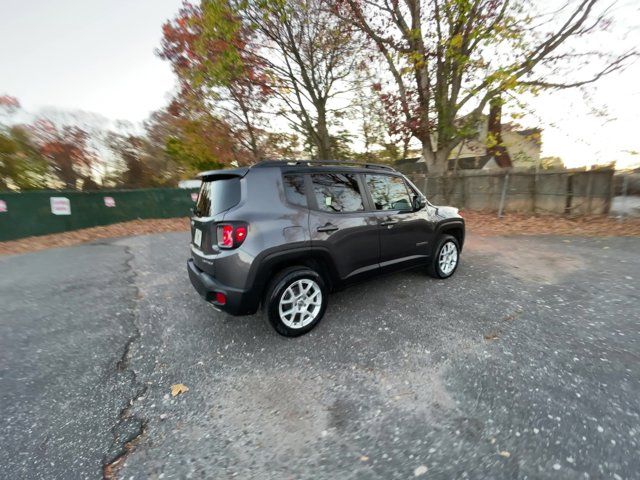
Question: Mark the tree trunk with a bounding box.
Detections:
[487,96,512,168]
[315,103,333,160]
[421,143,450,175]
[241,105,260,160]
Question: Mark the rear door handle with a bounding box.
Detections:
[380,220,398,226]
[317,224,339,232]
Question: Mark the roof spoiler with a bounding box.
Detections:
[197,167,250,180]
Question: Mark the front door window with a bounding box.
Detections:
[365,174,413,211]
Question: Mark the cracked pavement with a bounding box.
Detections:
[1,232,639,479]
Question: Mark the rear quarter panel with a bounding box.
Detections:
[217,168,310,290]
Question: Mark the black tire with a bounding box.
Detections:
[264,266,328,337]
[427,234,460,279]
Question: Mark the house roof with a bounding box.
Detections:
[448,155,492,170]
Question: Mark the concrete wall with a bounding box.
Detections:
[409,167,614,215]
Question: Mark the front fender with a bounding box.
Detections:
[435,218,466,252]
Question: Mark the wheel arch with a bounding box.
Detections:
[249,247,340,310]
[436,220,465,252]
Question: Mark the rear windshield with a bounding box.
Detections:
[194,178,241,217]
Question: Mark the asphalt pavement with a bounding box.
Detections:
[1,232,638,479]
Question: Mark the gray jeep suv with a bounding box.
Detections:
[187,160,464,336]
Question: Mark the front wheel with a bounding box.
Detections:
[428,234,460,279]
[265,267,328,337]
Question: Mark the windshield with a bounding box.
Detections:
[194,177,241,217]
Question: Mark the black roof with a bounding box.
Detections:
[197,160,398,180]
[448,155,492,170]
[253,159,396,172]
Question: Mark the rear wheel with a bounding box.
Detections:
[265,267,328,337]
[428,234,460,279]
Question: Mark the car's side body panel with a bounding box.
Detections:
[308,209,381,282]
[187,161,465,317]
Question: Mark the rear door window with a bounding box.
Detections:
[365,174,413,211]
[311,173,364,213]
[283,174,307,207]
[194,177,241,217]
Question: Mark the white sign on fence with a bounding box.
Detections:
[0,200,7,213]
[50,197,71,215]
[104,196,116,208]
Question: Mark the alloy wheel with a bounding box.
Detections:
[438,241,458,276]
[278,279,323,329]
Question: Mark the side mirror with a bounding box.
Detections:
[391,199,412,211]
[413,195,427,211]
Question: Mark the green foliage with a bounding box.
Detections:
[163,115,241,174]
[0,127,49,190]
[165,135,224,174]
[329,130,356,161]
[261,132,302,159]
[197,0,247,87]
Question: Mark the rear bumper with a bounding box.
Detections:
[187,259,258,316]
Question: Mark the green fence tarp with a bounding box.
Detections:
[0,188,199,242]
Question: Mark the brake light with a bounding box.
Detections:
[235,226,247,243]
[214,292,227,305]
[216,223,248,249]
[219,224,234,248]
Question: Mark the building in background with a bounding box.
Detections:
[396,119,550,174]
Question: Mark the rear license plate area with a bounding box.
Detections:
[193,228,202,248]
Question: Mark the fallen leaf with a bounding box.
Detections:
[484,332,499,340]
[414,465,428,476]
[498,451,511,458]
[359,455,369,462]
[171,383,189,397]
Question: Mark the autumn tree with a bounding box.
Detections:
[0,95,21,121]
[338,0,637,173]
[239,0,362,159]
[0,96,49,190]
[160,0,363,161]
[261,132,304,159]
[159,0,271,160]
[106,124,158,189]
[30,119,96,190]
[0,126,50,190]
[148,100,253,176]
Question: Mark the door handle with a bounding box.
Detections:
[380,220,398,226]
[317,223,339,233]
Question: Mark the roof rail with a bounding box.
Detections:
[253,159,397,172]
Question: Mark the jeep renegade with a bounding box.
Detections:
[187,160,464,336]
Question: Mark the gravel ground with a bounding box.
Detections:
[2,213,640,256]
[1,232,639,479]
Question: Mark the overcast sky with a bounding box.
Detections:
[1,0,639,169]
[1,0,179,120]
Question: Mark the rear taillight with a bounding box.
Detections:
[234,226,247,243]
[219,224,234,248]
[216,223,248,249]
